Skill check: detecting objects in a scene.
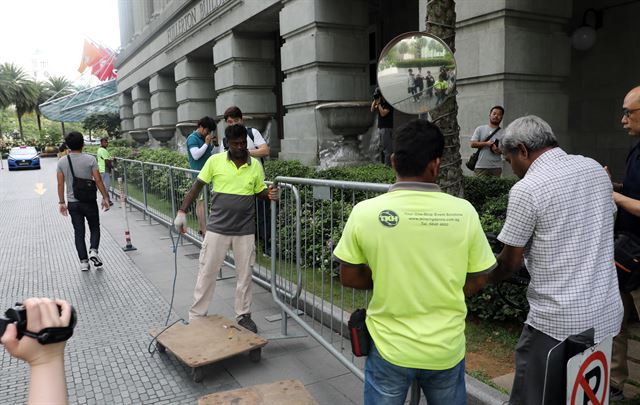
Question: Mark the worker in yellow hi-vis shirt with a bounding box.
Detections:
[333,119,496,405]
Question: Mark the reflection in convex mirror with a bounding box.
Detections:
[377,32,456,115]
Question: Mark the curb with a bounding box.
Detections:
[467,374,509,404]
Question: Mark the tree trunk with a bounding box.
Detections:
[425,0,464,197]
[36,113,42,135]
[17,113,24,138]
[61,121,66,137]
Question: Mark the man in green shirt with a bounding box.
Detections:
[96,137,114,206]
[333,119,495,404]
[174,124,278,333]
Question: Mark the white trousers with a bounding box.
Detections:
[188,231,255,321]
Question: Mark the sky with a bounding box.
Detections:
[0,0,121,86]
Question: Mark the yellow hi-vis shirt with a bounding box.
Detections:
[333,182,496,370]
[197,152,266,235]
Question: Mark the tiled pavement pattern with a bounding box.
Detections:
[0,159,363,404]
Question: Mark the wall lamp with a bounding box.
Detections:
[571,8,603,51]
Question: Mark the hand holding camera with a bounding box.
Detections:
[1,298,76,366]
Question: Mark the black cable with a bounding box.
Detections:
[148,226,186,356]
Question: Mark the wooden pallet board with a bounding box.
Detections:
[150,314,267,368]
[198,379,318,405]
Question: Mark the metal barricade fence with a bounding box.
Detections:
[103,157,427,399]
[268,176,391,381]
[107,158,284,293]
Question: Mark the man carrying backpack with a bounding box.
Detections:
[223,106,270,160]
[223,106,272,256]
[57,132,111,271]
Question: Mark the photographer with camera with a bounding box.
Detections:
[1,298,75,405]
[370,87,394,166]
[469,106,504,177]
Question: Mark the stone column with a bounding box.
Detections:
[132,0,144,38]
[278,0,369,164]
[119,91,134,135]
[152,0,163,19]
[149,74,178,146]
[131,84,152,145]
[213,32,276,141]
[455,0,573,166]
[117,0,134,47]
[142,0,153,26]
[174,57,216,137]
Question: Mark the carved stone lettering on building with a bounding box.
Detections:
[166,0,230,44]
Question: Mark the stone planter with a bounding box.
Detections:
[315,102,374,168]
[129,130,150,146]
[176,122,198,138]
[148,127,175,146]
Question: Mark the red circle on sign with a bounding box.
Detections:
[570,350,608,405]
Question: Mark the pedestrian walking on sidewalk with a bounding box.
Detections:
[174,124,278,334]
[57,132,111,271]
[96,137,115,207]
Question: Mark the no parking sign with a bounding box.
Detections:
[566,336,612,405]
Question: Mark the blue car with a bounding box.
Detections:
[7,146,41,170]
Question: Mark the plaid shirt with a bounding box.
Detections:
[498,148,622,342]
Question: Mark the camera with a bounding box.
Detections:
[372,87,382,100]
[0,303,77,345]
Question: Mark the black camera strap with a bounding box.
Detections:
[22,326,75,345]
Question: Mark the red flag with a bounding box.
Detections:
[78,40,103,73]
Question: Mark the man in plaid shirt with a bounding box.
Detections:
[489,115,623,404]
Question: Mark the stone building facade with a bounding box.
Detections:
[116,0,640,179]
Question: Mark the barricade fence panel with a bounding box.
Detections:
[98,156,404,385]
[270,177,392,380]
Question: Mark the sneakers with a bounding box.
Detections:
[80,260,90,272]
[237,314,258,333]
[89,249,103,269]
[610,386,625,401]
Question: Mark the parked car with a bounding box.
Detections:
[7,146,41,170]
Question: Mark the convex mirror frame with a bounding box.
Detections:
[376,31,456,115]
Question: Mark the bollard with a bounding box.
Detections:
[118,177,137,251]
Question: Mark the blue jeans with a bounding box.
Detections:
[364,341,466,405]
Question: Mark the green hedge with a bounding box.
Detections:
[97,148,525,321]
[395,57,454,68]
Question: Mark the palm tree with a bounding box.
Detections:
[0,65,15,109]
[426,0,463,197]
[42,76,73,136]
[34,82,48,134]
[0,63,38,138]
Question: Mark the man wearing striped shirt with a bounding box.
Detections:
[489,115,623,404]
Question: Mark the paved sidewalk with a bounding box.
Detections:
[0,158,362,404]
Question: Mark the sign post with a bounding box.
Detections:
[566,336,612,405]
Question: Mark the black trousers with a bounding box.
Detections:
[68,201,100,261]
[510,324,561,405]
[255,198,272,255]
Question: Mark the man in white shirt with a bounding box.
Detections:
[222,106,269,160]
[489,115,623,404]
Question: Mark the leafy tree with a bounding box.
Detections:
[0,63,38,138]
[83,112,121,139]
[413,36,427,59]
[398,41,409,56]
[42,76,74,137]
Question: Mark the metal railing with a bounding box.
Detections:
[105,159,426,402]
